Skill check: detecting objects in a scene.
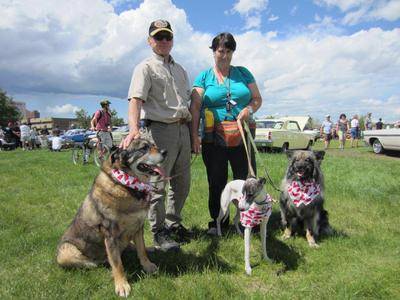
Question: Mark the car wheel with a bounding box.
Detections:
[372,139,384,154]
[282,143,289,153]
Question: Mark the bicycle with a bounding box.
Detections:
[72,134,110,167]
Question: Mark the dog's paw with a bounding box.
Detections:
[309,242,320,248]
[282,228,292,240]
[115,280,131,298]
[143,261,158,274]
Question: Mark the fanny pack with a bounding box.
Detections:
[211,120,255,147]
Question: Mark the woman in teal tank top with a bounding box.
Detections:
[189,32,263,234]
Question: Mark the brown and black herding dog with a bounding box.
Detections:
[280,150,332,247]
[56,138,166,297]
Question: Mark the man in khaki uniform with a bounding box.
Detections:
[123,20,192,251]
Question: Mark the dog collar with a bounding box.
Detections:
[111,169,153,193]
[239,195,273,228]
[288,180,321,207]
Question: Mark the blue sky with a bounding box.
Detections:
[1,0,400,123]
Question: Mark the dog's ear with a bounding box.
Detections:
[259,177,266,185]
[286,150,294,160]
[110,147,122,164]
[314,150,325,161]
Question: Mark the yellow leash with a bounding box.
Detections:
[237,119,282,199]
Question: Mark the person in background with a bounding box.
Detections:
[365,112,372,130]
[190,32,262,235]
[350,114,359,148]
[51,130,63,152]
[320,114,333,150]
[336,113,349,150]
[19,122,31,150]
[90,100,113,150]
[123,19,192,251]
[375,118,384,130]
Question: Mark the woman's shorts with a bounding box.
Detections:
[338,130,345,141]
[350,127,358,139]
[323,133,332,141]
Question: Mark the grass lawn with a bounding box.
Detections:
[1,141,399,299]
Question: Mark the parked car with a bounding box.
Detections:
[363,128,400,154]
[281,116,320,141]
[254,118,314,152]
[112,125,129,145]
[47,129,95,149]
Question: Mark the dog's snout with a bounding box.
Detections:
[160,149,167,158]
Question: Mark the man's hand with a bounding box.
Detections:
[191,135,201,154]
[120,131,140,149]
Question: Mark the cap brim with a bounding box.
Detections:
[150,28,173,36]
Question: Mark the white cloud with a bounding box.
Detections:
[1,0,400,122]
[229,0,269,30]
[268,14,279,22]
[46,104,80,115]
[232,0,269,15]
[315,0,400,25]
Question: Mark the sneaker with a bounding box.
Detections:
[153,229,180,252]
[168,224,193,241]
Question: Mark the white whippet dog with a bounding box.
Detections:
[216,177,273,275]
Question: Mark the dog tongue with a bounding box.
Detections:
[153,166,166,178]
[296,171,304,177]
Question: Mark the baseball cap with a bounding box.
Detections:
[325,114,330,118]
[100,99,111,106]
[149,19,173,37]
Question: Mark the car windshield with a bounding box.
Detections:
[256,121,277,129]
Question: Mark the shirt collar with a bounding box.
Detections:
[152,52,174,64]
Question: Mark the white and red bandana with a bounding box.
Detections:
[240,195,273,228]
[111,169,153,193]
[288,180,321,207]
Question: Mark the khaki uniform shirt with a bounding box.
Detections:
[128,53,192,123]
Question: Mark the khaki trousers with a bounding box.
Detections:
[147,121,191,233]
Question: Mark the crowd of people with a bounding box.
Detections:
[0,121,62,151]
[319,112,386,150]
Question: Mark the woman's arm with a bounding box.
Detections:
[237,82,263,121]
[189,87,204,154]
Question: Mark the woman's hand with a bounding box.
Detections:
[237,107,251,122]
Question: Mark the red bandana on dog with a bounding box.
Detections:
[288,180,321,207]
[111,169,153,193]
[240,195,273,228]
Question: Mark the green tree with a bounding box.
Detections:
[110,109,125,126]
[0,89,21,127]
[74,108,91,129]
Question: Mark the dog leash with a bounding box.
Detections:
[238,120,282,195]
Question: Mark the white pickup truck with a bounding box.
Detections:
[254,118,314,152]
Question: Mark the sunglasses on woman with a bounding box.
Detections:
[153,32,173,41]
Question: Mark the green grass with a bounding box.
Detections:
[1,141,399,299]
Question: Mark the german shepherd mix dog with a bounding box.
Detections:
[57,138,166,297]
[217,177,273,275]
[280,150,332,248]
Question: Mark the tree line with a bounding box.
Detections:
[0,89,124,128]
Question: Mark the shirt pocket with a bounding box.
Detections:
[150,73,167,99]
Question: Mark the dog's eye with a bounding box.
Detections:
[140,144,149,151]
